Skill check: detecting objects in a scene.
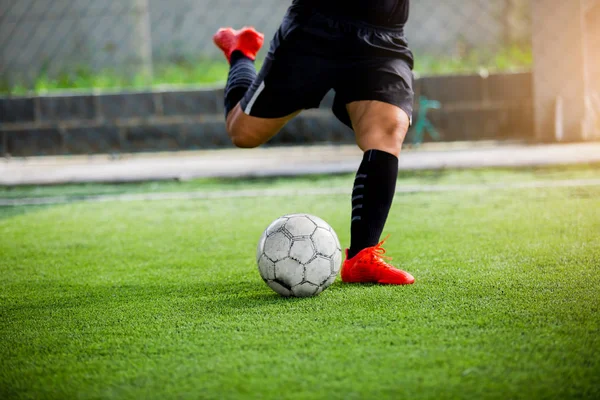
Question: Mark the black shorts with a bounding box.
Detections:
[239,8,415,129]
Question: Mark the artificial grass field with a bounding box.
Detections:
[1,166,599,399]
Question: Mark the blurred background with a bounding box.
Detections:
[0,0,598,157]
[1,0,532,90]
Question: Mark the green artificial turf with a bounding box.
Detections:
[1,168,599,399]
[2,163,600,200]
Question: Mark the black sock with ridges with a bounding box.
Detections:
[224,51,257,117]
[348,149,399,259]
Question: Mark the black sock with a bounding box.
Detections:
[348,149,399,259]
[224,51,257,117]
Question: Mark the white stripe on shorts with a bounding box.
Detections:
[244,81,265,115]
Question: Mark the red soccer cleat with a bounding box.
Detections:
[213,26,265,62]
[341,237,415,285]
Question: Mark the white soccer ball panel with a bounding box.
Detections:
[284,213,309,219]
[259,214,341,298]
[307,214,332,230]
[266,217,288,236]
[332,229,341,251]
[257,254,276,281]
[274,258,304,287]
[291,282,319,298]
[256,232,267,263]
[285,216,317,237]
[331,249,342,274]
[267,280,292,297]
[311,227,338,257]
[324,274,337,288]
[264,232,291,262]
[289,238,316,264]
[304,256,332,285]
[314,286,325,296]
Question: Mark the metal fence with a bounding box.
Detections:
[2,0,599,157]
[0,0,532,92]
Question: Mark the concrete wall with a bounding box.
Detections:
[0,72,534,157]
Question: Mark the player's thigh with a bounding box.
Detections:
[335,57,414,155]
[226,104,300,148]
[327,24,414,155]
[225,55,304,148]
[346,100,410,156]
[333,58,414,155]
[227,13,330,148]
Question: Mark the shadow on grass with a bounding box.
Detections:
[2,280,322,313]
[1,279,378,320]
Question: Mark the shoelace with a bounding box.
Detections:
[364,235,393,268]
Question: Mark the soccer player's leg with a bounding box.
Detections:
[339,100,415,285]
[213,27,303,148]
[225,104,301,149]
[332,53,416,285]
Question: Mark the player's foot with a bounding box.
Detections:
[213,26,265,62]
[341,237,415,285]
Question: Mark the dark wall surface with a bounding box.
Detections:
[0,73,534,157]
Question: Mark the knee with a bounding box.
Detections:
[381,133,405,157]
[389,119,409,148]
[228,124,262,149]
[358,121,409,156]
[225,106,293,149]
[387,125,409,156]
[350,102,411,156]
[231,135,261,149]
[391,110,410,141]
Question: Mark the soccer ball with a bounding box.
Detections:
[256,214,342,297]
